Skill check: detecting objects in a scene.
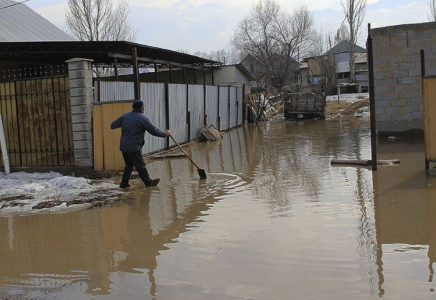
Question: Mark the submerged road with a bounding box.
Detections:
[1,116,435,299]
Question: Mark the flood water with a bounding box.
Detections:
[1,116,436,299]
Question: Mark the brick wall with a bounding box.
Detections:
[66,58,94,168]
[371,22,436,134]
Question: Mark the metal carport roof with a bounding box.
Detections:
[0,41,222,69]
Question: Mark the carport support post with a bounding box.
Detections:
[132,46,140,100]
[113,57,119,81]
[66,58,94,170]
[154,63,159,82]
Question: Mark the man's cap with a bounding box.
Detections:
[132,100,144,110]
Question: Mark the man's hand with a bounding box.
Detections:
[165,130,171,136]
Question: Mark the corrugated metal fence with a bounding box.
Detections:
[93,81,244,171]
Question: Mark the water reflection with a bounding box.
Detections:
[2,118,436,299]
[373,138,436,297]
[0,161,248,298]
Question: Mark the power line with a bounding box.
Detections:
[0,0,31,11]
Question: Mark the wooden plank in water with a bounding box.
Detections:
[331,159,371,166]
[331,159,400,166]
[149,154,187,160]
[378,159,400,165]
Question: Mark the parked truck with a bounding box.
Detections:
[283,92,326,120]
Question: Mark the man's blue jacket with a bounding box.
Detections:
[111,109,166,153]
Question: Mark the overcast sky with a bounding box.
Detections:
[26,0,430,54]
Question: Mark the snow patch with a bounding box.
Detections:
[0,171,124,217]
[326,93,369,103]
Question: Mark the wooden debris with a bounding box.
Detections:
[150,154,187,160]
[378,159,400,165]
[331,159,371,166]
[200,125,222,141]
[331,159,400,166]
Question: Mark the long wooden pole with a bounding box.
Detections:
[367,24,378,171]
[421,49,429,169]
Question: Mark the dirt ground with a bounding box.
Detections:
[325,98,370,117]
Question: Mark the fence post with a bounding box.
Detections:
[228,85,231,130]
[235,87,239,127]
[242,84,246,124]
[165,83,170,149]
[187,84,190,141]
[217,86,221,130]
[66,58,94,170]
[204,84,207,126]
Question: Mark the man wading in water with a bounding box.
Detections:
[111,100,171,188]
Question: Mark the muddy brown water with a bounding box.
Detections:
[1,116,436,299]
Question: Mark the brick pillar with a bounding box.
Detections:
[66,58,94,168]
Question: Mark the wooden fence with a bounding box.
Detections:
[93,81,244,171]
[0,70,74,168]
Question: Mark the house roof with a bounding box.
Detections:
[0,0,75,42]
[0,1,221,69]
[235,63,256,81]
[324,40,366,55]
[299,62,308,69]
[240,54,257,65]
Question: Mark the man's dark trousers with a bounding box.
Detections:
[121,151,152,186]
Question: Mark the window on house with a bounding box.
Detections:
[338,72,350,79]
[310,76,320,84]
[293,73,300,83]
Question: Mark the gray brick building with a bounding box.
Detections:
[371,22,436,134]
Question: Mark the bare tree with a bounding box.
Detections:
[224,50,245,65]
[429,0,436,21]
[232,0,315,90]
[305,29,339,94]
[176,49,190,54]
[335,24,350,45]
[191,49,241,65]
[65,0,136,42]
[65,0,136,76]
[316,32,338,94]
[341,0,367,83]
[231,0,316,124]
